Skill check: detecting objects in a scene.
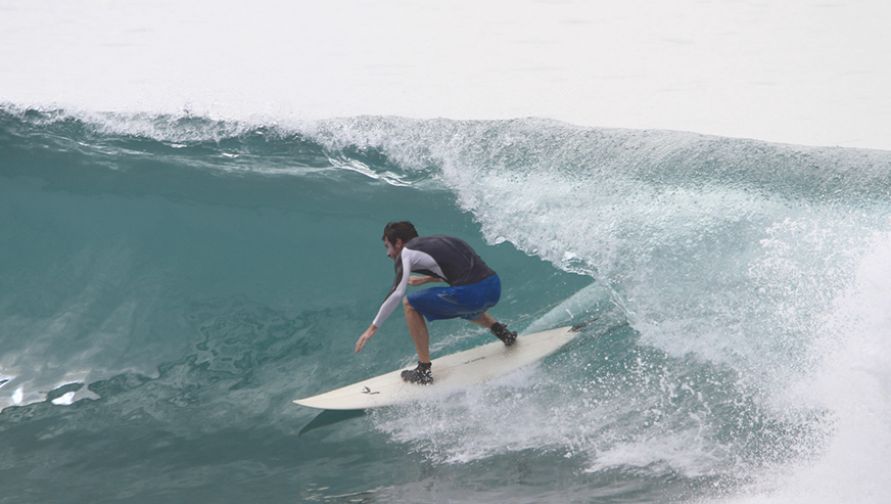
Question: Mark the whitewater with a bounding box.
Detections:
[2,1,891,503]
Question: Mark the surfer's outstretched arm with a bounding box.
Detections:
[355,324,377,353]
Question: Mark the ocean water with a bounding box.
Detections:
[1,106,889,503]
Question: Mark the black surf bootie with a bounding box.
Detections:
[490,322,517,346]
[401,361,433,385]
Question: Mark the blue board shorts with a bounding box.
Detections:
[407,274,501,322]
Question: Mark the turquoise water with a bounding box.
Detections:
[1,107,890,503]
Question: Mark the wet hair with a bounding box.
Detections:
[382,221,419,245]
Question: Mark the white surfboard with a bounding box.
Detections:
[293,325,578,410]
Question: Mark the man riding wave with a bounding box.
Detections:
[354,221,517,385]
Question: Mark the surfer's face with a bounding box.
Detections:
[384,238,404,262]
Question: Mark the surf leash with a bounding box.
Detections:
[505,290,600,330]
[571,318,600,332]
[504,295,576,328]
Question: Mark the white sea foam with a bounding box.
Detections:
[718,230,891,504]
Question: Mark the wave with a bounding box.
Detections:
[1,105,890,503]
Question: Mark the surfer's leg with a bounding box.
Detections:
[469,312,495,328]
[470,313,517,346]
[461,276,514,345]
[403,296,431,363]
[402,297,434,385]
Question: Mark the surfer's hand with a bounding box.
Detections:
[355,324,377,353]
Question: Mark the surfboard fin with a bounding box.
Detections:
[299,409,365,436]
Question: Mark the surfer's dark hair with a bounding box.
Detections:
[382,221,419,245]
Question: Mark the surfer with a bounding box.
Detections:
[354,221,517,385]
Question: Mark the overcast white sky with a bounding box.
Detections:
[1,0,889,149]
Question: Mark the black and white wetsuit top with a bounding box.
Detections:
[372,235,496,328]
